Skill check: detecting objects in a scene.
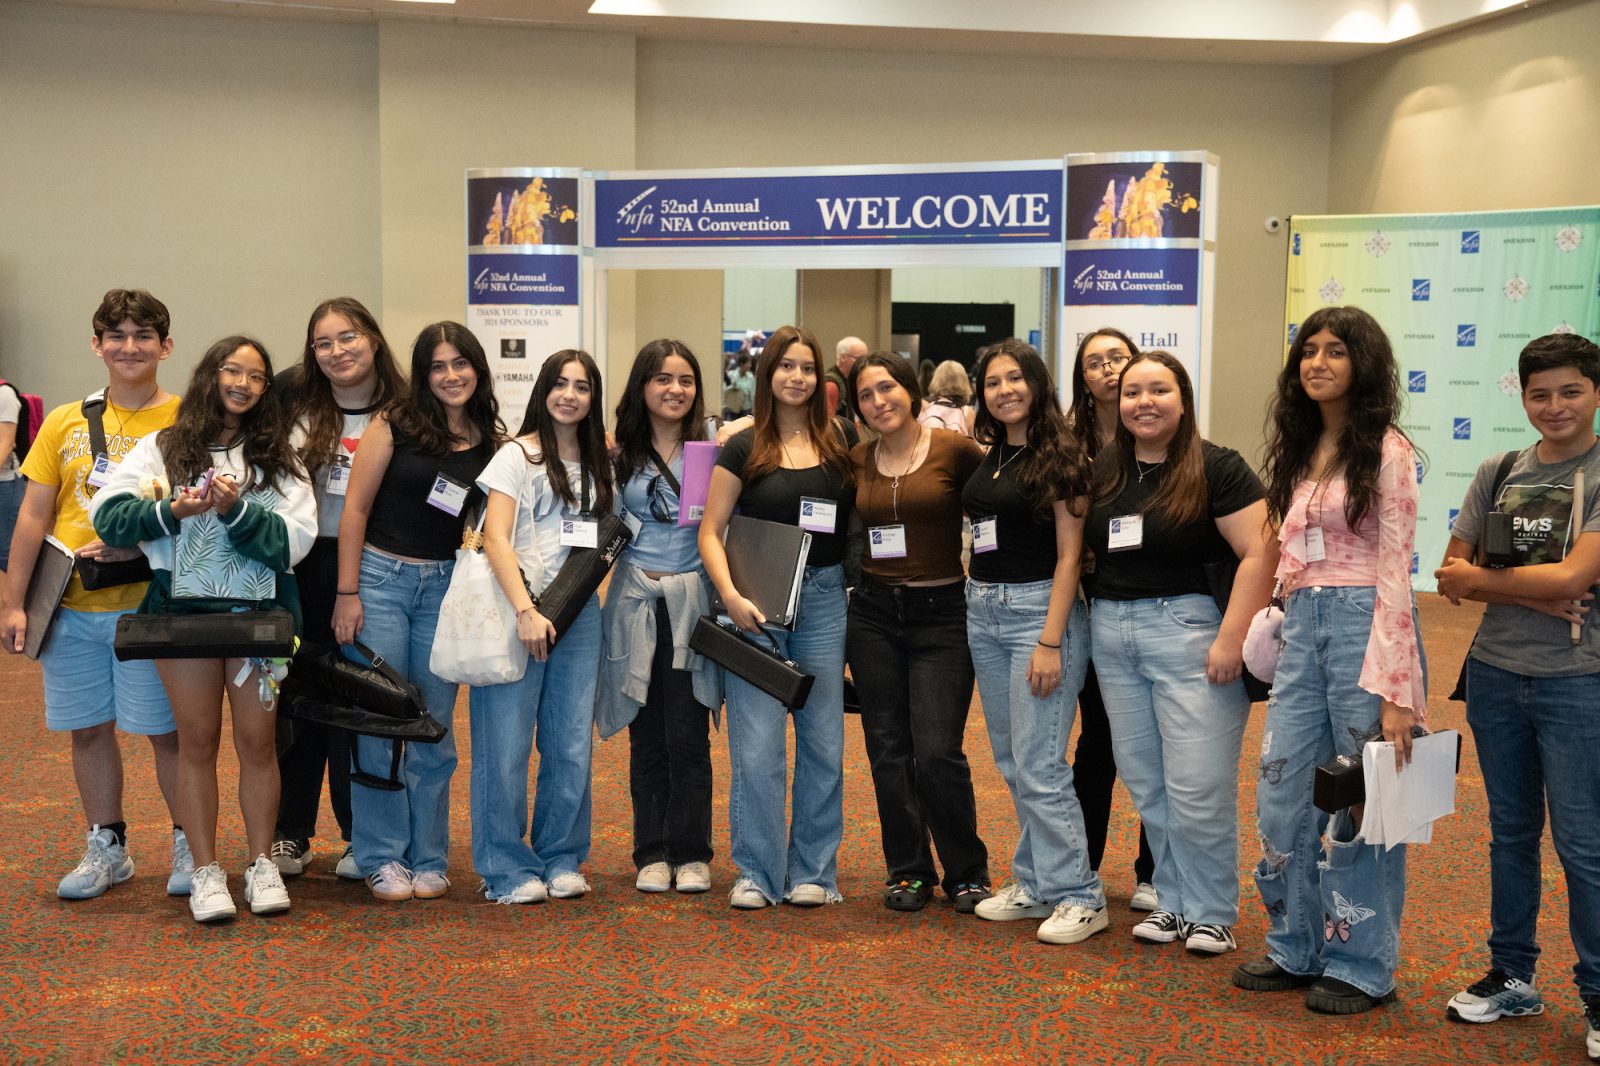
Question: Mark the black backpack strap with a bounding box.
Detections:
[1489,449,1519,504]
[81,389,109,460]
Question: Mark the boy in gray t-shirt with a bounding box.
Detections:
[1434,332,1600,1055]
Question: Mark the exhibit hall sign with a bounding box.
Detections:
[465,167,584,419]
[1287,207,1600,591]
[1060,151,1219,433]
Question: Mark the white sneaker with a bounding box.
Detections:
[497,877,548,904]
[167,828,194,896]
[412,871,450,899]
[366,861,414,902]
[58,826,134,900]
[674,862,712,894]
[1037,902,1109,945]
[1131,909,1189,944]
[974,881,1052,922]
[334,845,361,880]
[1184,922,1237,955]
[636,862,672,893]
[189,862,237,923]
[1130,881,1158,912]
[786,883,829,907]
[729,877,769,910]
[548,871,590,899]
[244,855,291,915]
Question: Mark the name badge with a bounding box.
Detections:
[798,496,837,534]
[324,460,350,497]
[620,510,643,539]
[972,516,998,554]
[427,473,469,516]
[1303,526,1327,563]
[87,454,115,489]
[686,503,705,522]
[868,524,907,559]
[560,516,599,548]
[1107,513,1144,552]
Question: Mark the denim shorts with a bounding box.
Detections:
[41,607,175,734]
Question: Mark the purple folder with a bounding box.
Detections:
[677,441,719,527]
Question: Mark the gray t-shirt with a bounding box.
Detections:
[1451,442,1600,676]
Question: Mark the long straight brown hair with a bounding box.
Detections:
[740,324,852,484]
[1096,350,1208,526]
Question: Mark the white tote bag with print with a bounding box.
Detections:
[430,511,528,686]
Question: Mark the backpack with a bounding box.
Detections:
[918,397,969,435]
[0,378,44,462]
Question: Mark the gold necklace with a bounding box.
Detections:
[992,442,1028,480]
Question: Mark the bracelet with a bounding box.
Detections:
[337,589,360,596]
[517,605,539,616]
[1037,639,1061,649]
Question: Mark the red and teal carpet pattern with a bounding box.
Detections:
[0,600,1587,1063]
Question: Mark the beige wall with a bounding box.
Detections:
[0,1,380,405]
[1330,0,1600,214]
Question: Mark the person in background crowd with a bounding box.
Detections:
[962,338,1106,946]
[0,289,190,902]
[918,359,937,397]
[729,355,756,414]
[823,335,867,423]
[1065,328,1156,913]
[91,335,316,922]
[1436,331,1600,1059]
[847,351,991,913]
[0,370,26,572]
[1236,305,1426,1013]
[334,322,500,903]
[1085,350,1274,957]
[600,339,721,897]
[271,297,407,883]
[918,360,974,436]
[699,324,857,910]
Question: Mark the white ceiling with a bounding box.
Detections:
[30,0,1558,64]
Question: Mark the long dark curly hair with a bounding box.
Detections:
[387,322,504,458]
[157,336,302,491]
[294,297,407,476]
[972,338,1089,518]
[516,349,614,515]
[1067,327,1139,461]
[1263,306,1408,528]
[613,338,707,485]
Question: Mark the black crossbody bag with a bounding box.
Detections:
[76,391,155,590]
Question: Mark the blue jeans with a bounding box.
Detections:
[468,597,600,899]
[0,475,22,571]
[348,549,459,877]
[967,580,1102,908]
[1253,586,1411,997]
[1466,658,1600,998]
[1091,594,1251,926]
[723,564,846,904]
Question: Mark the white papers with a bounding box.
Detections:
[1359,730,1459,850]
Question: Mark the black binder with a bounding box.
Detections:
[22,535,75,660]
[717,515,810,629]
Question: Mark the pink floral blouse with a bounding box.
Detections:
[1275,429,1427,718]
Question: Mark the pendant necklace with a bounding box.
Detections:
[992,442,1028,480]
[1135,458,1163,483]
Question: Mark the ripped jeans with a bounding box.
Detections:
[1252,586,1414,997]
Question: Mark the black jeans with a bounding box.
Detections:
[275,536,353,843]
[628,600,714,868]
[1074,660,1154,884]
[846,577,989,893]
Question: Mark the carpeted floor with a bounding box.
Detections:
[0,597,1587,1064]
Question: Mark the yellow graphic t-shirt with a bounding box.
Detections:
[20,395,181,612]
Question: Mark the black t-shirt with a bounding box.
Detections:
[962,442,1058,583]
[1084,441,1263,600]
[366,427,493,561]
[715,423,859,567]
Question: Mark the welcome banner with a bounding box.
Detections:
[1286,207,1600,590]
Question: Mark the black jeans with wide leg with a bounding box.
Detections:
[276,536,352,845]
[1073,660,1154,884]
[628,600,714,868]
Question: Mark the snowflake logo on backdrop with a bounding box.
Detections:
[1319,277,1345,303]
[1555,225,1582,252]
[1365,231,1391,257]
[1503,275,1530,302]
[1553,321,1577,335]
[1498,371,1523,397]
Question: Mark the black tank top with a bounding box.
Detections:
[366,427,492,560]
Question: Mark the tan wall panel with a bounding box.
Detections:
[632,270,725,404]
[798,270,890,370]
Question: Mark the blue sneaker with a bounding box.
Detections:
[1446,969,1544,1023]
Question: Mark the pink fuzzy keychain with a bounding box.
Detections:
[1242,581,1286,682]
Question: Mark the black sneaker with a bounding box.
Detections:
[884,879,933,912]
[1306,976,1397,1015]
[269,838,311,878]
[951,882,992,914]
[1233,956,1320,992]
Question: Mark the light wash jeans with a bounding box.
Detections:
[723,564,847,904]
[468,597,601,899]
[1091,593,1250,926]
[967,580,1102,907]
[348,549,459,877]
[1466,657,1600,998]
[1253,585,1412,997]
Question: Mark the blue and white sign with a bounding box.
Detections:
[595,169,1061,248]
[467,253,579,306]
[1063,248,1199,307]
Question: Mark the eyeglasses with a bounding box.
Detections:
[1085,353,1130,376]
[218,364,271,390]
[646,474,676,523]
[311,330,362,356]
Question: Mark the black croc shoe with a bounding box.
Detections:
[884,879,933,911]
[951,882,992,914]
[1233,957,1320,992]
[1306,976,1398,1015]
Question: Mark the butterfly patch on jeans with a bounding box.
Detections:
[1260,758,1287,785]
[1324,891,1376,942]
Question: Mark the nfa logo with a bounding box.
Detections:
[1453,417,1472,440]
[1408,370,1427,393]
[1412,279,1430,301]
[472,268,492,296]
[1415,460,1425,485]
[614,185,658,235]
[1461,230,1481,254]
[1457,324,1477,347]
[1410,552,1419,575]
[1449,507,1461,528]
[1071,264,1097,294]
[1286,322,1299,346]
[1292,233,1302,256]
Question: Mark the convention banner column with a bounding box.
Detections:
[465,168,584,419]
[1061,152,1218,434]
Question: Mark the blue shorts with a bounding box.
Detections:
[41,608,175,735]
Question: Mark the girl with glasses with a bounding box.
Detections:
[599,339,721,896]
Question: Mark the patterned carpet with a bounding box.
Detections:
[0,598,1587,1064]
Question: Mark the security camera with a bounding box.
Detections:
[1264,216,1283,234]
